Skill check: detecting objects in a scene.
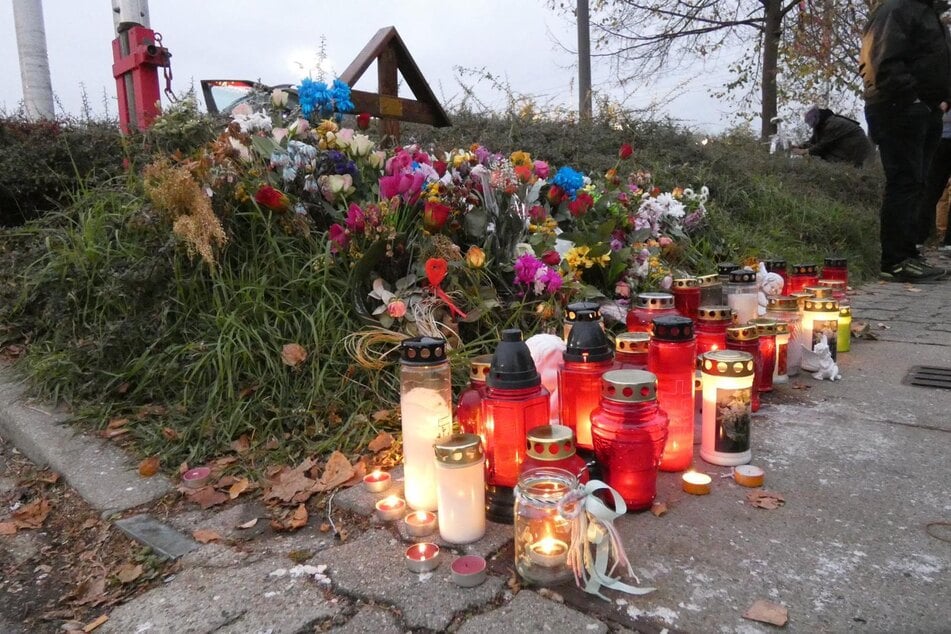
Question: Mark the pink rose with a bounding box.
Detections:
[387,299,407,318]
[658,236,673,247]
[533,160,549,179]
[615,281,631,298]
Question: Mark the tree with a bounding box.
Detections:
[555,0,868,138]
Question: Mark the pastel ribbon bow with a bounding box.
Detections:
[424,257,467,320]
[559,479,655,600]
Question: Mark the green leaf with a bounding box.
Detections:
[250,136,282,159]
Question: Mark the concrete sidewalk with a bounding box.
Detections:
[1,276,949,633]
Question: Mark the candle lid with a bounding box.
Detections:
[400,336,447,365]
[803,298,839,313]
[824,256,847,268]
[565,301,601,322]
[434,433,484,466]
[469,354,493,382]
[767,295,799,311]
[564,319,612,362]
[696,305,733,322]
[773,321,790,335]
[600,369,658,403]
[791,263,818,275]
[635,292,674,310]
[717,262,739,275]
[488,329,541,389]
[672,277,699,289]
[804,286,833,299]
[817,279,846,291]
[649,315,694,342]
[696,273,719,287]
[614,331,649,354]
[839,306,852,318]
[726,325,759,342]
[526,425,577,461]
[748,318,777,335]
[763,258,787,271]
[702,349,755,377]
[728,268,756,284]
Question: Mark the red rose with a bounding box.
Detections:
[514,164,533,183]
[619,143,633,160]
[433,160,448,177]
[356,112,371,130]
[254,185,291,214]
[547,185,565,205]
[423,200,451,232]
[568,191,594,217]
[541,250,561,266]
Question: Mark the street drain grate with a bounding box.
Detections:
[902,366,951,390]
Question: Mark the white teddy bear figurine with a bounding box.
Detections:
[525,334,567,424]
[800,334,841,381]
[756,262,785,316]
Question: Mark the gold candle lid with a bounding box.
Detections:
[469,354,492,382]
[697,305,733,322]
[614,331,649,354]
[701,349,755,377]
[773,321,790,335]
[748,318,777,335]
[672,277,699,289]
[697,273,719,287]
[434,433,484,467]
[600,369,658,403]
[818,279,847,291]
[526,425,577,461]
[767,295,799,311]
[804,286,833,299]
[636,292,675,310]
[839,306,852,318]
[803,298,839,313]
[726,325,759,342]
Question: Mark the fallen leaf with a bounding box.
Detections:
[13,498,50,529]
[192,529,221,544]
[161,427,179,441]
[315,451,354,491]
[98,428,130,439]
[230,435,251,454]
[281,343,308,368]
[138,456,160,478]
[743,599,789,626]
[186,486,229,509]
[229,477,250,499]
[72,577,107,606]
[80,518,99,530]
[217,475,237,488]
[36,471,61,484]
[116,381,131,395]
[264,437,280,450]
[213,456,238,470]
[650,502,668,517]
[343,459,367,487]
[236,518,259,529]
[368,431,395,453]
[115,563,143,584]
[289,504,308,529]
[106,417,129,430]
[747,490,785,510]
[0,522,17,535]
[82,614,109,632]
[264,458,319,503]
[371,409,393,422]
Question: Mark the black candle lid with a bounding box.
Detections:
[729,268,756,284]
[564,319,613,363]
[487,329,541,389]
[649,315,695,342]
[400,337,448,365]
[791,263,818,275]
[763,258,787,271]
[824,257,847,268]
[717,262,739,276]
[565,302,601,322]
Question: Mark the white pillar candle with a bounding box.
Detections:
[700,350,754,466]
[435,434,486,544]
[402,386,452,511]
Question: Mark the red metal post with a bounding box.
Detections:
[111,25,170,134]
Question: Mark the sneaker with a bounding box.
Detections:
[880,258,948,282]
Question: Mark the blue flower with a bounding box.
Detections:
[330,79,354,113]
[298,78,331,116]
[552,166,584,200]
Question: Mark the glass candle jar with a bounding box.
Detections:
[483,329,551,524]
[818,279,848,304]
[773,321,790,384]
[837,306,852,354]
[695,305,733,355]
[700,350,755,466]
[748,319,777,393]
[613,332,649,370]
[456,354,492,438]
[726,325,761,412]
[787,264,819,295]
[400,337,453,512]
[626,292,677,332]
[717,262,740,303]
[559,319,614,451]
[590,370,670,510]
[434,433,486,544]
[725,268,759,325]
[648,315,696,472]
[766,296,803,377]
[563,301,601,342]
[697,273,722,307]
[521,425,589,484]
[802,298,839,362]
[822,257,848,287]
[671,277,701,321]
[763,259,788,295]
[514,467,580,587]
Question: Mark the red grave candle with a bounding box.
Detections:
[456,355,491,438]
[671,277,701,321]
[726,325,762,412]
[748,319,777,393]
[648,315,697,472]
[787,264,819,295]
[559,318,614,450]
[695,305,733,356]
[626,292,678,333]
[613,332,649,370]
[821,257,848,287]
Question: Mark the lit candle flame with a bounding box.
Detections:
[380,495,402,509]
[535,536,565,555]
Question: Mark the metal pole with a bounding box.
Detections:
[12,0,55,120]
[577,0,592,121]
[111,0,150,131]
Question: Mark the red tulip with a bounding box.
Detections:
[423,200,451,232]
[356,112,371,130]
[619,143,633,160]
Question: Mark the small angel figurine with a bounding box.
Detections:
[800,334,841,381]
[756,262,785,316]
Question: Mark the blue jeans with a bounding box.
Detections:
[865,101,943,270]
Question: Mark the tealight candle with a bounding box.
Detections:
[403,510,437,537]
[682,471,712,495]
[450,555,488,588]
[528,536,569,568]
[404,542,441,573]
[181,466,211,489]
[374,495,406,521]
[362,470,392,493]
[733,464,765,488]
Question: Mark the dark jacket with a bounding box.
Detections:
[804,110,874,167]
[859,0,951,109]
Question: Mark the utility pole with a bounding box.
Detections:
[577,0,592,121]
[12,0,55,120]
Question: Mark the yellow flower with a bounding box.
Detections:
[565,246,588,269]
[465,245,486,269]
[596,252,611,267]
[672,186,684,199]
[510,150,532,167]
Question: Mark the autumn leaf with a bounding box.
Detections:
[138,456,160,478]
[747,490,785,510]
[13,498,50,529]
[315,451,354,491]
[107,417,129,430]
[72,577,107,607]
[186,486,229,510]
[230,435,251,454]
[288,504,308,530]
[743,599,788,626]
[192,529,221,544]
[229,477,250,499]
[0,522,17,535]
[281,343,308,367]
[161,427,179,441]
[367,431,395,453]
[36,471,60,484]
[115,563,143,584]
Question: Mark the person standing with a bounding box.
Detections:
[918,110,951,247]
[792,106,873,167]
[860,0,951,282]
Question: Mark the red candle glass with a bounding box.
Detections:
[559,318,614,451]
[590,370,669,511]
[648,315,697,472]
[695,305,733,356]
[763,259,788,295]
[787,264,819,295]
[671,277,701,321]
[613,332,649,370]
[726,325,762,412]
[748,319,777,393]
[520,425,589,484]
[821,257,848,287]
[456,354,491,438]
[817,279,847,304]
[483,329,550,524]
[626,292,678,333]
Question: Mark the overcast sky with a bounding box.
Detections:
[1,0,739,133]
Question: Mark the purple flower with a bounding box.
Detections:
[535,266,563,295]
[345,203,366,233]
[514,254,544,286]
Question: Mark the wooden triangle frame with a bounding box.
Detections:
[340,26,451,138]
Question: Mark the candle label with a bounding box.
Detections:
[714,387,751,453]
[777,342,787,375]
[811,319,838,362]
